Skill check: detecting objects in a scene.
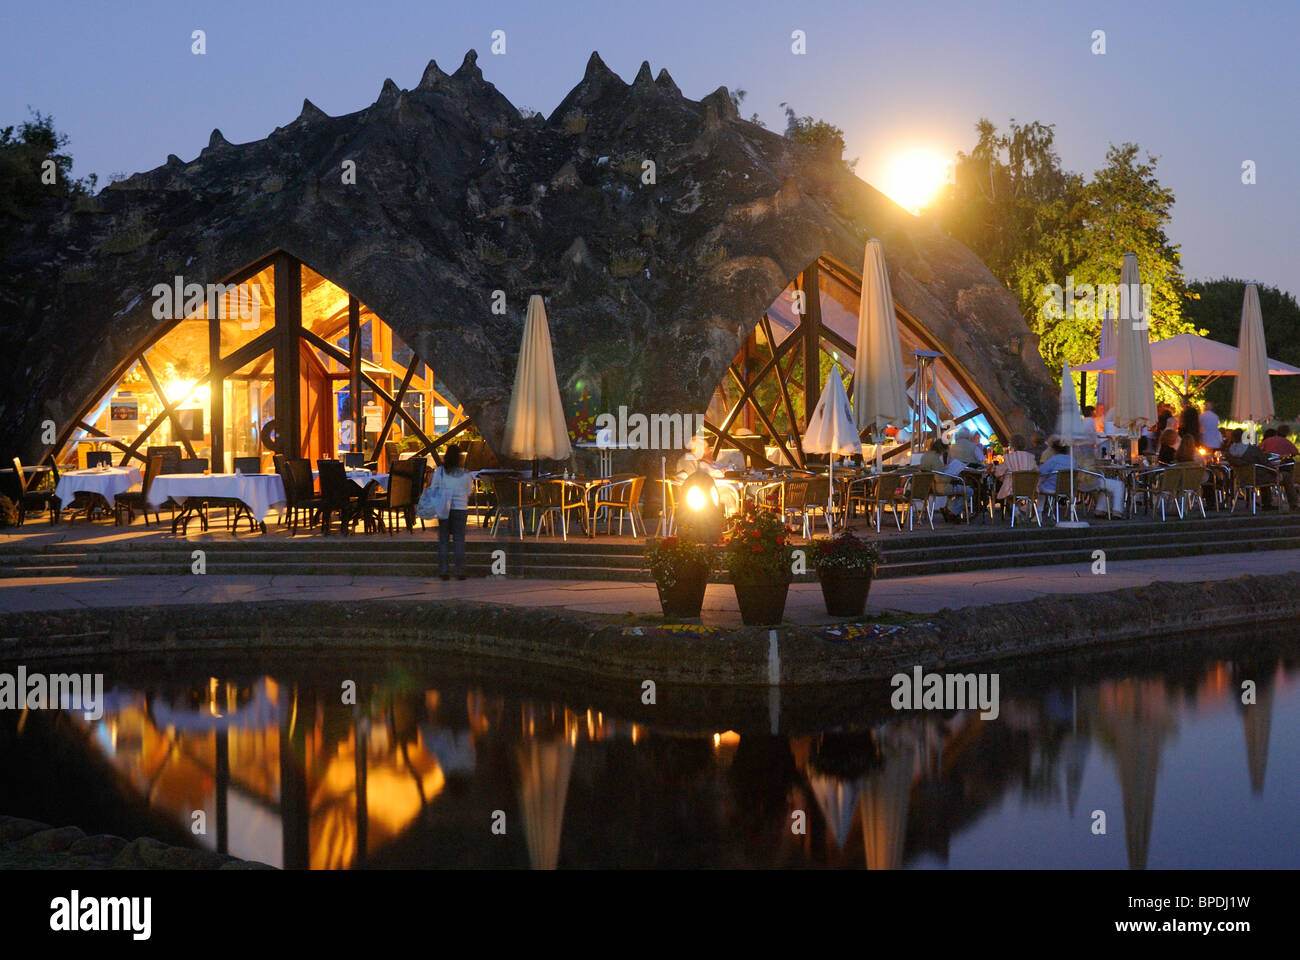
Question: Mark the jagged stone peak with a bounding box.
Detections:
[583,51,622,84]
[633,61,654,87]
[453,49,481,81]
[298,98,328,122]
[378,78,401,105]
[655,69,680,95]
[207,129,230,150]
[701,87,738,122]
[418,59,448,89]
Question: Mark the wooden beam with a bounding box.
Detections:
[727,366,800,470]
[373,361,418,466]
[348,296,361,457]
[412,417,473,464]
[711,325,801,456]
[701,418,773,468]
[761,314,804,466]
[138,354,198,460]
[800,261,822,430]
[274,255,302,458]
[119,373,214,464]
[208,305,224,470]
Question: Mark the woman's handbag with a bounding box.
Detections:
[416,469,452,520]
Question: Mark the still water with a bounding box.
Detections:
[1,640,1296,869]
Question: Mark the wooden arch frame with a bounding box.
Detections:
[50,251,472,470]
[704,255,1004,467]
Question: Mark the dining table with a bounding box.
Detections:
[149,469,388,533]
[54,466,143,520]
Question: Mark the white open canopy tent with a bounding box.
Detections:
[1076,331,1300,399]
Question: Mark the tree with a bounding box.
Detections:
[779,104,857,172]
[937,119,1194,384]
[0,109,96,216]
[1186,278,1300,420]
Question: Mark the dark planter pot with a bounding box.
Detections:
[733,581,790,626]
[655,562,710,619]
[817,568,874,618]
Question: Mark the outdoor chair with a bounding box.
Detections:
[316,459,361,535]
[232,457,261,474]
[372,458,426,534]
[592,475,645,537]
[146,446,182,471]
[278,458,324,532]
[489,476,543,539]
[1150,465,1186,520]
[802,476,833,537]
[1046,470,1100,523]
[899,472,938,531]
[1007,470,1042,527]
[1179,465,1209,519]
[352,479,385,534]
[86,451,113,468]
[341,452,365,469]
[536,479,590,541]
[113,456,164,527]
[782,479,811,536]
[11,457,60,525]
[1230,463,1285,516]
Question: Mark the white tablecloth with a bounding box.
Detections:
[55,467,142,505]
[149,474,285,522]
[149,471,389,521]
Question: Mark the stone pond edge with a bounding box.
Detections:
[3,570,1298,684]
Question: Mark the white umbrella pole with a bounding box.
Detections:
[828,456,834,535]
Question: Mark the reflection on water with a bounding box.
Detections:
[1,649,1297,869]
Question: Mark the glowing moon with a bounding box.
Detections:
[880,147,950,214]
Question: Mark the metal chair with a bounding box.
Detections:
[11,457,60,525]
[86,451,113,468]
[592,475,645,537]
[1230,463,1285,515]
[489,476,543,539]
[1007,470,1042,527]
[536,479,590,541]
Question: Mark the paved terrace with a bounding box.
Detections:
[4,542,1299,627]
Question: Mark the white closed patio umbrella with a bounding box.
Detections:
[1112,252,1157,438]
[803,365,860,534]
[1097,311,1117,413]
[854,239,910,473]
[503,294,573,468]
[1056,362,1096,528]
[1232,282,1274,436]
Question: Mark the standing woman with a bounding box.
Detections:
[432,443,475,580]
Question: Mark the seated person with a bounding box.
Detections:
[1225,428,1268,465]
[1037,442,1073,505]
[994,435,1038,508]
[1260,427,1299,458]
[947,428,979,465]
[1156,429,1180,465]
[1075,447,1127,517]
[919,439,969,521]
[1175,431,1203,464]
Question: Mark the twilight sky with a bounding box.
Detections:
[4,0,1297,298]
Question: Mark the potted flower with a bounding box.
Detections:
[811,530,882,617]
[721,508,796,626]
[645,535,715,619]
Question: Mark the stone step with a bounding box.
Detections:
[5,534,1300,582]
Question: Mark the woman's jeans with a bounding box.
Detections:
[438,509,469,575]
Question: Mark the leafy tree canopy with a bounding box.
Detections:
[936,119,1196,387]
[0,109,97,216]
